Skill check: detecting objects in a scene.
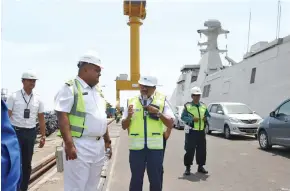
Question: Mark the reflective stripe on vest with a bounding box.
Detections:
[128,92,166,150]
[185,103,207,131]
[57,79,105,138]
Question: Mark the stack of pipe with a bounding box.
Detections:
[36,111,59,136]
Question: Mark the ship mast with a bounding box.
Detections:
[197,20,229,75]
[275,0,282,39]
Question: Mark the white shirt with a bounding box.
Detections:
[7,89,44,128]
[122,93,175,132]
[54,76,107,163]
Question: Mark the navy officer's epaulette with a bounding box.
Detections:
[65,80,74,86]
[96,86,105,98]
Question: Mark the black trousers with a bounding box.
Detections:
[129,148,164,191]
[184,129,206,167]
[161,137,167,190]
[14,126,37,191]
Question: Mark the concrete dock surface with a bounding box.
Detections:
[30,122,290,191]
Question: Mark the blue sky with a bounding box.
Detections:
[1,0,290,110]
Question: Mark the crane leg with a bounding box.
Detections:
[129,16,142,82]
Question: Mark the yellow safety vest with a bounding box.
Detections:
[57,79,105,138]
[185,103,207,131]
[128,92,166,150]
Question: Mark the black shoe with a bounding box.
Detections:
[184,166,191,176]
[197,166,208,174]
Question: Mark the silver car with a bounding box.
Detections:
[206,102,263,139]
[173,106,185,130]
[257,98,290,150]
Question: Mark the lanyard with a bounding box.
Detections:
[139,96,153,106]
[21,90,33,109]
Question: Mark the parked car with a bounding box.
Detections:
[173,106,185,130]
[206,102,263,139]
[257,98,290,150]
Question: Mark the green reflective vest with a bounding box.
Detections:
[128,92,166,150]
[185,103,207,131]
[57,79,105,138]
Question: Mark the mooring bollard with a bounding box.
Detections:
[55,146,64,172]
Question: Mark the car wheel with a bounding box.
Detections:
[258,130,272,150]
[205,125,212,134]
[176,121,180,130]
[224,125,231,139]
[177,122,183,130]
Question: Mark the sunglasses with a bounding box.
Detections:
[140,85,154,89]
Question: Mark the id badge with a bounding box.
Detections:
[24,109,30,119]
[184,125,190,134]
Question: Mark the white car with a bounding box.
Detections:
[173,106,185,130]
[206,102,263,139]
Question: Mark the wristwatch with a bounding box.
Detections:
[156,112,161,117]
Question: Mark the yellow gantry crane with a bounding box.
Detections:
[115,0,147,110]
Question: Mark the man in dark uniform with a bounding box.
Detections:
[181,86,210,175]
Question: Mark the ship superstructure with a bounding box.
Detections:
[170,19,290,117]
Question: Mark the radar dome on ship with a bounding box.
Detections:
[204,20,221,28]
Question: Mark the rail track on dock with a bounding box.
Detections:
[28,119,115,188]
[29,154,56,186]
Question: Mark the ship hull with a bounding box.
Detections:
[170,35,290,118]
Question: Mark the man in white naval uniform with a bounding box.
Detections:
[54,50,112,191]
[7,71,46,191]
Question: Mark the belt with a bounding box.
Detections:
[190,128,205,132]
[62,136,102,147]
[13,126,36,131]
[85,136,102,141]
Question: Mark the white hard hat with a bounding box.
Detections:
[138,75,158,87]
[78,50,103,68]
[191,86,202,95]
[21,71,38,80]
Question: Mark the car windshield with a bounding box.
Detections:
[224,104,253,114]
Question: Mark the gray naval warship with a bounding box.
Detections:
[169,19,290,118]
